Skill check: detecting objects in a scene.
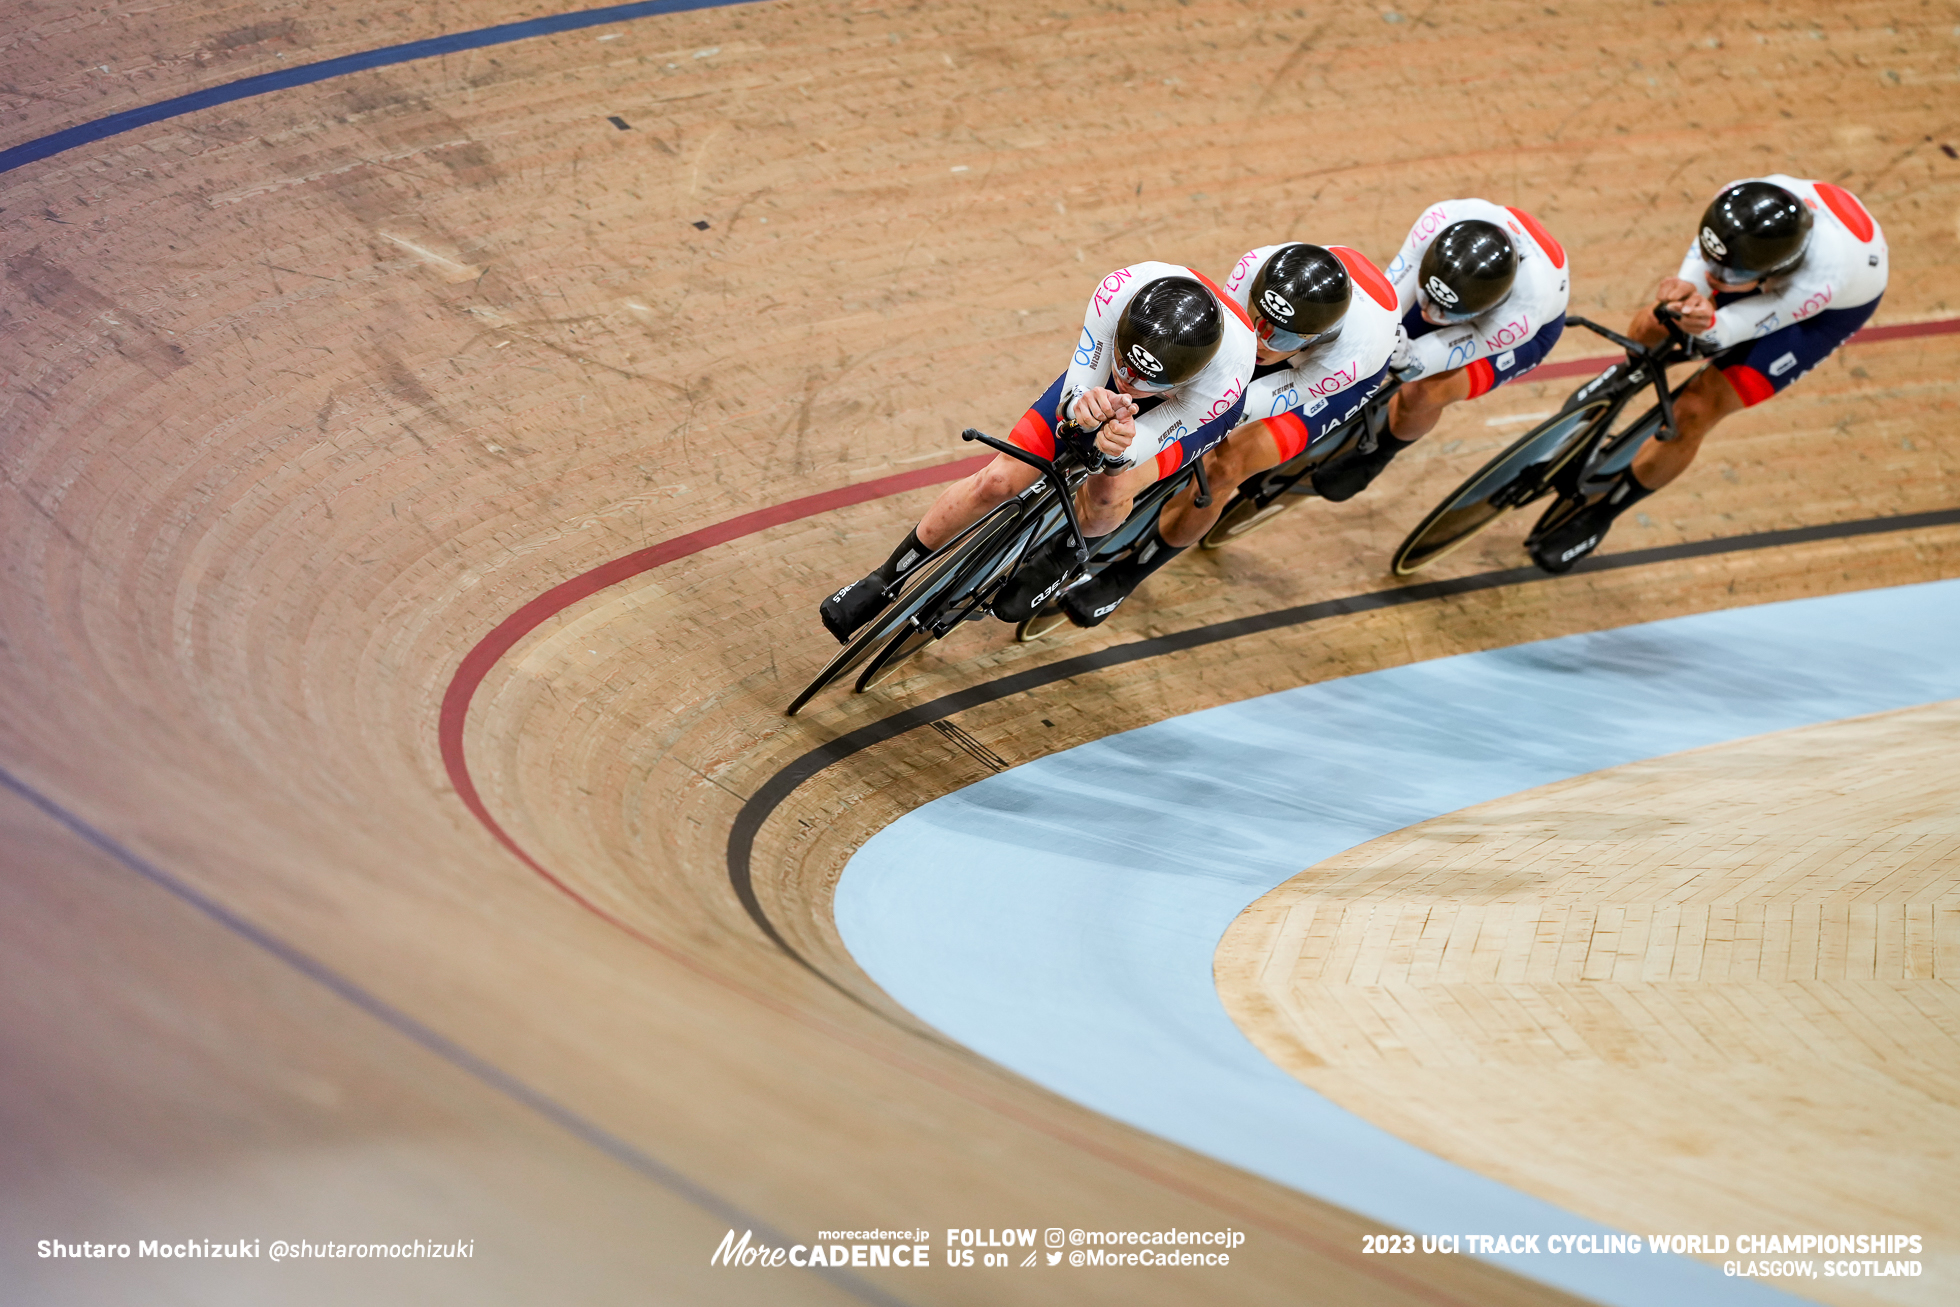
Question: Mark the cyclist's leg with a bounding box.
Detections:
[1381,366,1473,443]
[916,453,1041,548]
[1624,366,1745,489]
[1633,296,1881,490]
[1527,369,1728,574]
[1156,416,1291,547]
[1313,366,1463,501]
[821,375,1058,641]
[1078,456,1164,537]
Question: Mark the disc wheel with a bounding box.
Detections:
[1015,604,1071,642]
[1390,400,1610,577]
[1201,493,1294,549]
[785,501,1027,715]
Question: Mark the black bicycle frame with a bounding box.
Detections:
[960,427,1100,567]
[1546,307,1705,492]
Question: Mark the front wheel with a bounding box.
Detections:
[850,500,1033,694]
[1390,400,1611,576]
[786,500,1029,714]
[855,623,942,691]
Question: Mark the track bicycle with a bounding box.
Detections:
[1389,305,1702,575]
[1197,378,1403,550]
[784,424,1211,715]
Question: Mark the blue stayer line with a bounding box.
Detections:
[0,762,912,1307]
[837,578,1960,1307]
[0,0,765,175]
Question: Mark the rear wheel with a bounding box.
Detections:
[1198,409,1369,551]
[1390,400,1610,576]
[1015,604,1071,642]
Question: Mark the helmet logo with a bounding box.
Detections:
[1701,226,1728,259]
[1424,275,1459,306]
[1127,344,1164,376]
[1258,289,1294,322]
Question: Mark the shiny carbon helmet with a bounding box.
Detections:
[1249,244,1351,353]
[1417,219,1517,322]
[1697,180,1812,283]
[1112,276,1222,392]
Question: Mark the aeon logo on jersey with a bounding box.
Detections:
[1258,289,1294,322]
[1093,267,1135,314]
[1791,284,1834,320]
[1700,226,1728,260]
[1127,344,1164,376]
[1411,205,1451,243]
[1226,250,1259,293]
[1425,275,1460,306]
[1482,314,1531,352]
[1305,363,1358,397]
[1204,381,1244,421]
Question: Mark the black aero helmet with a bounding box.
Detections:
[1417,219,1517,321]
[1697,180,1812,282]
[1113,276,1222,392]
[1250,244,1351,353]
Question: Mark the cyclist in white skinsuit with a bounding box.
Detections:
[1528,174,1888,572]
[1310,198,1573,502]
[819,263,1254,639]
[1062,241,1400,626]
[1226,242,1402,438]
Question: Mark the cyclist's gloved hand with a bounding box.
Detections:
[1388,323,1422,378]
[1070,387,1138,462]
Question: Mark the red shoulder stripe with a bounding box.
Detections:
[1188,268,1254,331]
[1328,245,1397,311]
[1814,182,1875,242]
[1505,207,1565,269]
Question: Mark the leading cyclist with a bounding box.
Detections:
[1309,198,1572,502]
[1527,175,1889,572]
[1060,241,1401,626]
[818,264,1254,640]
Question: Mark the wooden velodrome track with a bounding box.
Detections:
[3,0,1955,1303]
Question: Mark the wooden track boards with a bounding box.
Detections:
[2,0,1956,1301]
[1218,701,1960,1307]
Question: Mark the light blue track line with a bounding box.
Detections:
[836,578,1960,1306]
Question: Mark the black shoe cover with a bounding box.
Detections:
[1528,498,1616,574]
[1060,570,1135,628]
[992,537,1073,623]
[819,573,891,643]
